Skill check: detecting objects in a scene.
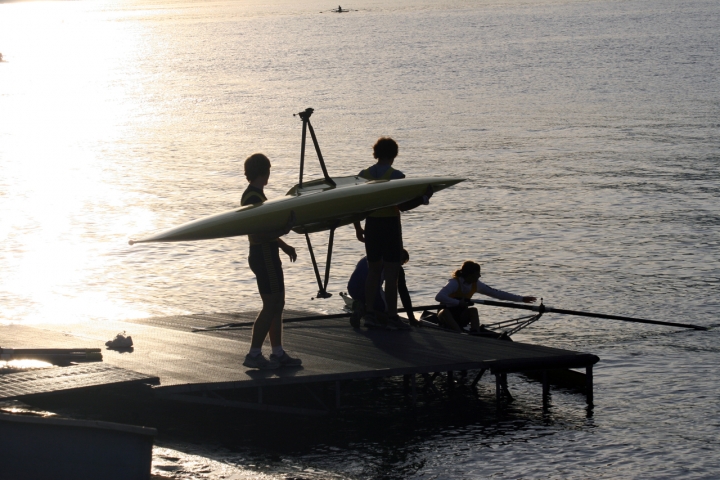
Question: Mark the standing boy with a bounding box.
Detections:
[352,137,431,330]
[241,153,302,369]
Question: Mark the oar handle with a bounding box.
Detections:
[472,299,708,331]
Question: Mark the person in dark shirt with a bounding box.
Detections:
[241,153,301,370]
[352,137,431,331]
[346,249,418,328]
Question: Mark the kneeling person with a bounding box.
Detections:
[346,249,417,329]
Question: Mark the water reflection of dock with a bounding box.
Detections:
[0,310,599,415]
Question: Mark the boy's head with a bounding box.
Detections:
[373,137,398,161]
[244,153,271,182]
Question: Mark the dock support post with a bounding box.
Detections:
[495,373,513,403]
[542,370,550,408]
[422,373,440,395]
[472,369,486,389]
[447,371,454,390]
[586,365,594,406]
[411,374,417,406]
[502,374,513,402]
[335,381,341,409]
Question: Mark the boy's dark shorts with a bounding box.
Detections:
[364,216,403,263]
[248,242,284,295]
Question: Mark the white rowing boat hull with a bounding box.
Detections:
[130,175,464,244]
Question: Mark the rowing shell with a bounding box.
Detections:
[129,175,464,244]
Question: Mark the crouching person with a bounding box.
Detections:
[435,261,536,333]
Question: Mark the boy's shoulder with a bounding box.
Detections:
[241,185,266,206]
[359,164,406,180]
[389,167,405,179]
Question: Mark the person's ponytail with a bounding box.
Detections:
[452,261,480,279]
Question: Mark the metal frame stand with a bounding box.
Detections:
[294,108,338,299]
[482,303,546,337]
[304,226,336,299]
[418,302,546,338]
[295,108,335,188]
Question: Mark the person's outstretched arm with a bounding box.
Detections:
[476,281,536,303]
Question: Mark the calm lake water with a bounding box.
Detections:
[1,0,719,478]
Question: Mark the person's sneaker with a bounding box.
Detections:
[270,351,302,367]
[386,316,412,331]
[362,312,381,328]
[242,353,279,370]
[349,300,365,328]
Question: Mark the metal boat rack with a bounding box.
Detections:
[293,107,339,299]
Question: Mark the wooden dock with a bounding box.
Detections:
[0,310,599,414]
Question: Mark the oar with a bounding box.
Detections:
[192,312,350,331]
[193,301,707,332]
[191,305,441,332]
[470,299,708,331]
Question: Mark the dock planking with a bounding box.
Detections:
[0,309,598,412]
